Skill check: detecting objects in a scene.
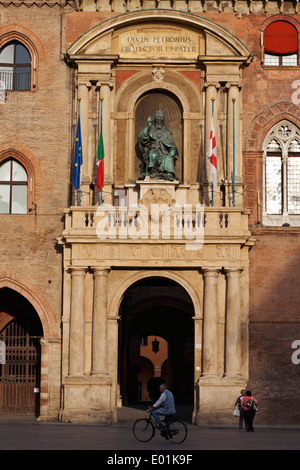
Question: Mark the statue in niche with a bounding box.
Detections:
[138,109,179,181]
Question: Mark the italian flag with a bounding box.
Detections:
[97,129,104,192]
[97,98,104,193]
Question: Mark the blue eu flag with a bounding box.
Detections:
[72,106,83,192]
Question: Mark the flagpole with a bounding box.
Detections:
[78,98,81,207]
[232,97,236,207]
[100,96,103,206]
[211,97,215,207]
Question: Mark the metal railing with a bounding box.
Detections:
[0,70,30,91]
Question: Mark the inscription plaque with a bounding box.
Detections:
[117,27,200,59]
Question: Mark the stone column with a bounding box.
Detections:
[91,267,110,376]
[225,268,243,377]
[205,83,218,175]
[204,83,220,206]
[69,267,87,376]
[226,84,239,179]
[282,153,288,223]
[99,83,112,183]
[77,80,91,206]
[202,268,220,376]
[226,83,241,206]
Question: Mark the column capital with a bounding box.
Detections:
[225,81,242,89]
[204,81,221,89]
[90,266,111,276]
[224,267,244,277]
[96,81,113,89]
[201,267,221,276]
[76,80,92,89]
[68,266,88,275]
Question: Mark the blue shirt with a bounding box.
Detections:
[154,389,176,414]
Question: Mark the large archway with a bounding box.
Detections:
[118,276,194,412]
[0,287,43,415]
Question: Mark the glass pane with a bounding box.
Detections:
[0,44,14,64]
[264,54,280,66]
[0,66,13,90]
[0,185,10,214]
[282,54,297,66]
[267,139,281,152]
[16,44,30,64]
[288,139,300,153]
[266,156,282,214]
[12,185,27,214]
[12,161,27,182]
[288,157,300,214]
[16,66,30,90]
[0,161,11,181]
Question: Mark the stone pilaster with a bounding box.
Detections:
[69,266,87,377]
[202,268,220,376]
[91,267,110,376]
[224,267,243,378]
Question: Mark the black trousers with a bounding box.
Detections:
[244,409,256,431]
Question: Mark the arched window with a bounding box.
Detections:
[264,21,298,66]
[0,41,31,90]
[263,121,300,226]
[0,159,28,214]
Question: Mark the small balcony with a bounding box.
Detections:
[61,204,252,247]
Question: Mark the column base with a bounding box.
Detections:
[61,374,112,423]
[196,375,246,425]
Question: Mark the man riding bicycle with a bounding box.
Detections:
[149,382,176,428]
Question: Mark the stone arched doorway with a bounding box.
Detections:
[118,276,194,410]
[0,287,43,415]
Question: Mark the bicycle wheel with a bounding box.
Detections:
[133,418,155,442]
[167,419,187,444]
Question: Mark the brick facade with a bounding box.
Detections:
[1,1,300,424]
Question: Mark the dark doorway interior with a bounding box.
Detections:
[119,277,194,407]
[0,287,43,415]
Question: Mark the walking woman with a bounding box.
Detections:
[241,390,258,432]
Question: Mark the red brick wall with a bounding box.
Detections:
[0,6,71,329]
[249,231,300,424]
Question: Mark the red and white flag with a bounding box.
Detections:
[208,116,217,188]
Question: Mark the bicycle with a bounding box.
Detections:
[133,410,187,444]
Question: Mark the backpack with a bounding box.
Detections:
[246,398,258,411]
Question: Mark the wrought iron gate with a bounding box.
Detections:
[0,314,42,415]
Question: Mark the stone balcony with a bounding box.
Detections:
[61,205,253,248]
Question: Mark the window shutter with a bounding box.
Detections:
[264,21,298,55]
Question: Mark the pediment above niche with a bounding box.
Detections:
[77,23,205,60]
[206,31,241,56]
[79,31,113,55]
[66,10,252,60]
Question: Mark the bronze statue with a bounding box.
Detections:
[138,109,179,181]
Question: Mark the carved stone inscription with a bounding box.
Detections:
[118,28,200,59]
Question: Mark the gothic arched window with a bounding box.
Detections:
[0,41,31,90]
[263,121,300,226]
[0,159,28,214]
